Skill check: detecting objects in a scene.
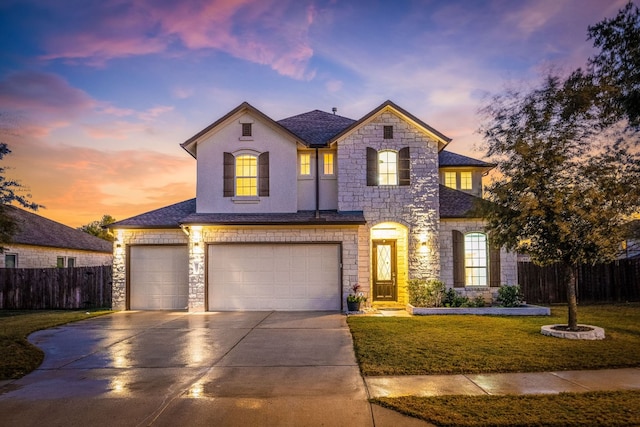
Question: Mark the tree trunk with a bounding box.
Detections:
[564,263,579,330]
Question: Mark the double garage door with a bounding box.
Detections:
[129,243,341,311]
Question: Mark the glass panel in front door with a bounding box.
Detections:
[373,240,396,301]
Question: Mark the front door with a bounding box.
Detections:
[373,239,397,301]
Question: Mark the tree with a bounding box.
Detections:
[79,214,116,241]
[588,2,640,128]
[0,143,41,252]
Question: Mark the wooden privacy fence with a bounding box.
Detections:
[0,265,112,309]
[518,257,640,304]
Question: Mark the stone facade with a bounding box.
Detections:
[1,243,112,268]
[337,111,441,291]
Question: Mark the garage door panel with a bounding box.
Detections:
[130,246,189,310]
[208,244,341,311]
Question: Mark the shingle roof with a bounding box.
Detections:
[439,151,495,168]
[277,110,356,146]
[4,205,112,252]
[180,210,366,225]
[438,185,484,218]
[109,199,196,228]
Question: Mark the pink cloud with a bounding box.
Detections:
[39,0,317,80]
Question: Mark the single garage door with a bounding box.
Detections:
[129,245,189,310]
[208,244,341,311]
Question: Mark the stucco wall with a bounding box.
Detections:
[336,110,441,284]
[195,112,299,214]
[297,148,338,210]
[1,244,112,268]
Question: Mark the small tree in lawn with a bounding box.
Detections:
[479,73,640,330]
[0,143,41,252]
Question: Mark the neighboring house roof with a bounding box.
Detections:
[439,151,495,168]
[329,100,452,150]
[4,205,112,253]
[438,185,484,218]
[109,199,197,229]
[277,110,356,147]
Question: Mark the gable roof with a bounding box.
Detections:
[438,185,484,218]
[109,199,197,229]
[3,206,112,253]
[277,110,356,147]
[439,151,495,168]
[180,102,305,158]
[329,100,452,150]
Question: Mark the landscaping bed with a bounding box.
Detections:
[407,304,550,316]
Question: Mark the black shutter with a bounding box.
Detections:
[366,147,378,186]
[259,152,269,197]
[489,236,501,287]
[223,152,234,197]
[399,147,410,186]
[452,230,465,288]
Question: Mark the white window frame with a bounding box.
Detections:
[299,153,311,176]
[235,154,258,197]
[444,171,457,189]
[378,150,398,186]
[5,253,17,268]
[460,171,473,190]
[323,153,335,176]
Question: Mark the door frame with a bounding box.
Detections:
[372,239,397,301]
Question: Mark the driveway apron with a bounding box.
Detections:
[0,311,393,427]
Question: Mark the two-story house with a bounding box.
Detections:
[110,101,517,311]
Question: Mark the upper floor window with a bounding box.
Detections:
[460,172,472,190]
[383,125,393,139]
[235,155,258,196]
[57,257,65,268]
[300,153,311,175]
[367,147,410,186]
[444,172,456,189]
[323,153,334,175]
[242,123,252,137]
[378,150,398,185]
[224,151,269,198]
[67,257,76,268]
[4,253,17,268]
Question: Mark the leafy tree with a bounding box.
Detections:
[79,214,116,241]
[0,143,41,252]
[588,2,640,128]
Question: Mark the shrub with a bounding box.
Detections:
[442,288,471,307]
[407,279,446,307]
[497,285,523,307]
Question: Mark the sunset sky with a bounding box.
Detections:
[0,0,631,227]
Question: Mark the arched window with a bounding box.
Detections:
[464,232,488,286]
[378,150,398,185]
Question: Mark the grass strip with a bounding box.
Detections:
[0,310,111,379]
[348,303,640,376]
[373,391,640,427]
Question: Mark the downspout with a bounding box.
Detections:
[315,147,320,219]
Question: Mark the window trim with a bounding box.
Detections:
[464,232,488,287]
[378,149,398,186]
[56,257,65,268]
[322,152,335,176]
[444,171,457,189]
[460,171,473,190]
[235,154,258,197]
[299,153,312,176]
[4,253,17,268]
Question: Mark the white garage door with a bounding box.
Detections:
[130,245,189,310]
[208,244,341,311]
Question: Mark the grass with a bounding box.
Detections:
[347,303,640,375]
[0,309,111,380]
[373,391,640,427]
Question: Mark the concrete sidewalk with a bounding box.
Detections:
[365,368,640,397]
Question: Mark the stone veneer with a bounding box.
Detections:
[439,218,518,300]
[1,243,112,268]
[337,111,441,296]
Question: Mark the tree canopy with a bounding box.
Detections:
[0,143,41,252]
[478,3,640,328]
[78,214,117,242]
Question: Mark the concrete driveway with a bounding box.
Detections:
[0,311,428,427]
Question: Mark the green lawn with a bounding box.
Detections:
[374,391,640,427]
[349,303,640,426]
[348,303,640,375]
[0,310,111,379]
